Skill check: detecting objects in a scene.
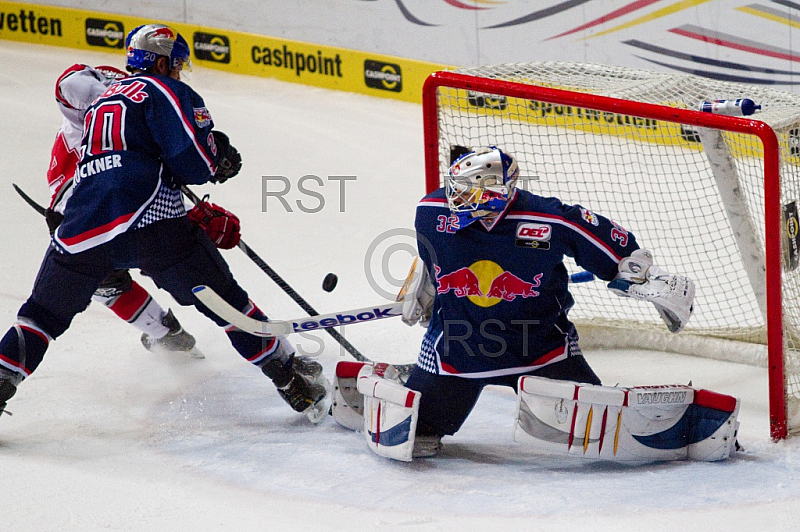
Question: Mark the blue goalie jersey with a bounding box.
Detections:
[415,188,639,378]
[54,73,219,253]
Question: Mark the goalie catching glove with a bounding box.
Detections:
[187,199,241,249]
[210,131,242,183]
[607,249,695,333]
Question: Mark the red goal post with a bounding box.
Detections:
[422,66,789,439]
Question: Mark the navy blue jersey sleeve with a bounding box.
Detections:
[559,202,639,281]
[142,76,217,185]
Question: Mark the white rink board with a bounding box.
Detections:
[12,0,800,91]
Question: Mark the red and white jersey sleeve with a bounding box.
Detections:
[46,127,81,211]
[46,64,112,210]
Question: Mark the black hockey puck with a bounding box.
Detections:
[322,273,338,292]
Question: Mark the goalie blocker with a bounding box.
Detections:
[515,376,740,462]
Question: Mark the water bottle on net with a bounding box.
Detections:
[697,98,761,116]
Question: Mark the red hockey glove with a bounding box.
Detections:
[187,201,241,249]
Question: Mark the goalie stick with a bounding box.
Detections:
[193,284,416,377]
[179,186,381,367]
[192,285,403,336]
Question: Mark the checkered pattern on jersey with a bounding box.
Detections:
[417,328,441,373]
[567,328,582,358]
[135,184,186,229]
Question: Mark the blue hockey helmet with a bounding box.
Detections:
[446,146,519,229]
[125,24,191,73]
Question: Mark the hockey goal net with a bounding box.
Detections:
[422,62,800,439]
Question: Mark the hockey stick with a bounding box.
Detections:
[569,270,596,283]
[12,184,46,215]
[179,186,381,366]
[193,285,403,336]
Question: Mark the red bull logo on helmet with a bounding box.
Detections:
[152,27,176,40]
[434,260,542,307]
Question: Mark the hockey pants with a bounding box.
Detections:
[0,217,279,379]
[405,354,601,437]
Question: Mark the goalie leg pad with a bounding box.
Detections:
[331,361,367,432]
[514,376,739,462]
[686,389,740,461]
[357,364,421,462]
[332,362,425,461]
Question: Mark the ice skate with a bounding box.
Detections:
[412,435,442,458]
[261,355,329,424]
[0,369,19,417]
[293,355,324,379]
[141,309,204,358]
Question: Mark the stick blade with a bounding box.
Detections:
[192,285,291,336]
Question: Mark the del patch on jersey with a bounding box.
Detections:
[515,222,552,249]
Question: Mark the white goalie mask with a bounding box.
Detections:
[446,146,519,229]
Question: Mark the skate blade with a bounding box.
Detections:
[303,374,331,425]
[146,343,205,359]
[304,399,327,424]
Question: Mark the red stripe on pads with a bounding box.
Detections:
[336,361,367,378]
[694,389,738,412]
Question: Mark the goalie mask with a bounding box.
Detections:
[125,24,192,74]
[446,146,519,230]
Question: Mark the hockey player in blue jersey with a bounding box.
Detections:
[0,24,325,420]
[45,62,202,357]
[332,146,738,461]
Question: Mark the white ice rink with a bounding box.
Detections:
[1,42,799,531]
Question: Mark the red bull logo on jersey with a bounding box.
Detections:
[580,207,600,226]
[486,271,542,301]
[434,260,542,306]
[434,266,483,297]
[194,107,212,127]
